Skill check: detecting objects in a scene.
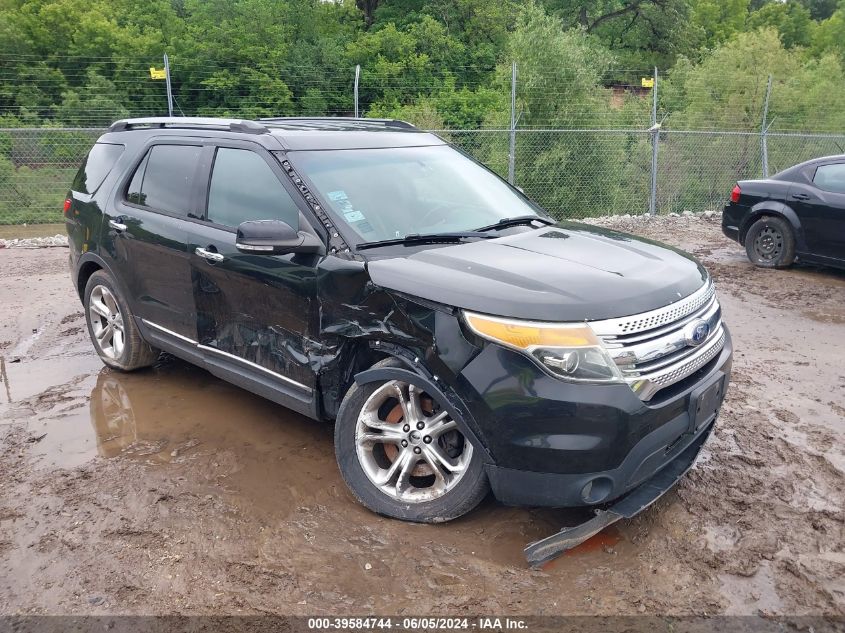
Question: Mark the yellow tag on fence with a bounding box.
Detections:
[641,77,654,89]
[149,67,167,80]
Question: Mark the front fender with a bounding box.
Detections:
[354,364,492,463]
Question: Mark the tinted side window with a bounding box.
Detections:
[72,143,124,194]
[126,145,201,216]
[206,148,299,229]
[813,164,845,194]
[126,151,150,205]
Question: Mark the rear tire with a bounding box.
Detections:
[744,216,795,268]
[83,270,159,371]
[334,358,489,523]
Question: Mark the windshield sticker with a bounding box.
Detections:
[328,190,369,226]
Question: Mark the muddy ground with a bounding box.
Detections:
[0,215,843,617]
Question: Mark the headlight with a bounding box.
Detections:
[463,311,623,383]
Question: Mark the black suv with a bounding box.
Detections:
[66,117,732,558]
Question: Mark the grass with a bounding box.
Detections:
[0,166,77,225]
[0,222,65,239]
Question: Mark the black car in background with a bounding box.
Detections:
[65,117,732,564]
[723,155,845,270]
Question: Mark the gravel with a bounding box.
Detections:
[0,234,69,249]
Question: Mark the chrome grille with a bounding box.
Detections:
[591,281,726,400]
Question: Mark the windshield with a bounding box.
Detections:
[287,145,542,244]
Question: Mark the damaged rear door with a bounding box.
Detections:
[185,141,323,417]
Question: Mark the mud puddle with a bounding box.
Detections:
[2,230,844,616]
[1,349,622,579]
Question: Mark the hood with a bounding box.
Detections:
[366,222,708,322]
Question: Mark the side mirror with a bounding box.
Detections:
[235,219,324,255]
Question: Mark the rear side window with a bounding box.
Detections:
[126,144,202,216]
[206,148,300,229]
[72,143,124,194]
[813,164,845,194]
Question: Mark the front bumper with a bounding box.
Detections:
[524,420,712,566]
[456,326,732,508]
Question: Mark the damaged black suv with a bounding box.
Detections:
[66,117,732,563]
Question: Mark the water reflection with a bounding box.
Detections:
[90,371,137,458]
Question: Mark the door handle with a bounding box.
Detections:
[108,219,128,232]
[195,247,225,263]
[790,193,810,200]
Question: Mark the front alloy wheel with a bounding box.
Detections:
[335,358,489,523]
[355,381,473,503]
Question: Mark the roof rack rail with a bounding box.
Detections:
[108,117,268,135]
[257,116,417,130]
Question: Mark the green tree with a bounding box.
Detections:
[543,0,697,67]
[56,70,130,126]
[811,3,845,62]
[798,0,839,20]
[748,0,815,48]
[689,0,750,49]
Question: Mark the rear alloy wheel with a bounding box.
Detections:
[745,216,795,269]
[335,359,489,522]
[83,270,160,371]
[88,285,126,360]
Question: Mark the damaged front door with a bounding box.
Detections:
[186,142,322,409]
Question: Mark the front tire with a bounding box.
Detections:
[744,216,795,268]
[83,270,159,371]
[334,358,489,523]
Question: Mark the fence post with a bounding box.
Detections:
[508,61,517,185]
[163,53,174,118]
[761,74,772,178]
[354,64,361,118]
[648,67,659,215]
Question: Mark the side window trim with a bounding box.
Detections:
[199,139,327,241]
[118,138,206,220]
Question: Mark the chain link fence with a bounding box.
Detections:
[4,126,844,225]
[2,62,844,225]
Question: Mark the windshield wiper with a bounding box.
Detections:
[474,215,554,232]
[356,232,493,251]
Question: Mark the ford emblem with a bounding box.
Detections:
[684,319,710,347]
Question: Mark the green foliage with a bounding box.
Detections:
[1,0,845,223]
[811,3,845,62]
[665,28,845,132]
[748,1,815,48]
[689,0,751,49]
[543,0,696,68]
[56,70,130,126]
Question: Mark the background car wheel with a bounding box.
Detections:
[334,358,489,523]
[84,270,159,371]
[744,216,795,268]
